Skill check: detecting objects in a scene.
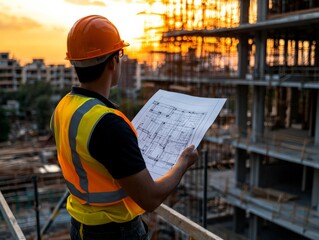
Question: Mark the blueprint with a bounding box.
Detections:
[132,90,226,180]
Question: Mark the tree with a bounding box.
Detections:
[0,107,10,142]
[16,81,52,112]
[35,95,52,132]
[16,81,53,133]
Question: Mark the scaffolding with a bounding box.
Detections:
[139,0,319,239]
[141,0,242,89]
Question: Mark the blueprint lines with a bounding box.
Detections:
[132,90,226,180]
[136,101,205,179]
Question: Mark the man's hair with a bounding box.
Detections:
[74,60,108,83]
[74,51,119,83]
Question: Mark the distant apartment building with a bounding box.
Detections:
[0,52,146,94]
[119,56,139,94]
[0,52,22,92]
[119,57,154,105]
[47,64,78,90]
[22,59,47,84]
[0,53,78,92]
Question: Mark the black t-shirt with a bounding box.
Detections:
[72,87,146,179]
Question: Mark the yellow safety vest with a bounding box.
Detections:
[50,93,144,224]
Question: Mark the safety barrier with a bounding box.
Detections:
[155,204,223,240]
[1,186,224,240]
[0,191,26,240]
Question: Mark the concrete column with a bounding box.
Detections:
[250,153,261,187]
[234,3,250,235]
[315,38,319,67]
[254,31,267,80]
[257,0,268,22]
[290,88,300,126]
[234,207,246,233]
[285,88,299,128]
[238,0,249,79]
[235,148,247,184]
[302,166,307,192]
[249,156,262,240]
[237,33,249,136]
[243,3,266,239]
[284,38,288,67]
[278,87,287,128]
[273,87,279,124]
[315,90,319,145]
[308,41,313,66]
[252,86,265,142]
[311,169,319,211]
[240,0,250,24]
[294,39,299,66]
[252,10,266,136]
[249,214,259,240]
[249,154,265,240]
[282,0,286,13]
[285,88,292,128]
[236,86,248,135]
[238,36,249,79]
[309,91,316,137]
[303,90,310,131]
[254,0,268,80]
[237,0,249,135]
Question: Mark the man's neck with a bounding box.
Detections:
[80,84,107,98]
[80,77,111,98]
[79,64,114,98]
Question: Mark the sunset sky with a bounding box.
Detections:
[0,0,147,65]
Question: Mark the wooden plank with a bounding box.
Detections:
[0,191,26,240]
[252,187,297,203]
[0,146,56,157]
[155,204,223,240]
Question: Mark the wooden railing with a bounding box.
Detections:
[155,204,223,240]
[1,188,223,240]
[0,191,26,240]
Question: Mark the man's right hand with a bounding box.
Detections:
[176,144,198,169]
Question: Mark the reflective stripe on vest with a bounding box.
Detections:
[53,97,128,205]
[50,110,55,138]
[65,179,127,204]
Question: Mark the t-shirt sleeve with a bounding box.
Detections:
[88,113,146,179]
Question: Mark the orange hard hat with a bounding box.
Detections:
[66,15,129,61]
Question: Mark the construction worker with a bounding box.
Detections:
[50,15,198,240]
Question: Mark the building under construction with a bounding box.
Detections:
[139,0,319,239]
[1,0,319,239]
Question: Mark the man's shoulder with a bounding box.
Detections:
[91,112,134,141]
